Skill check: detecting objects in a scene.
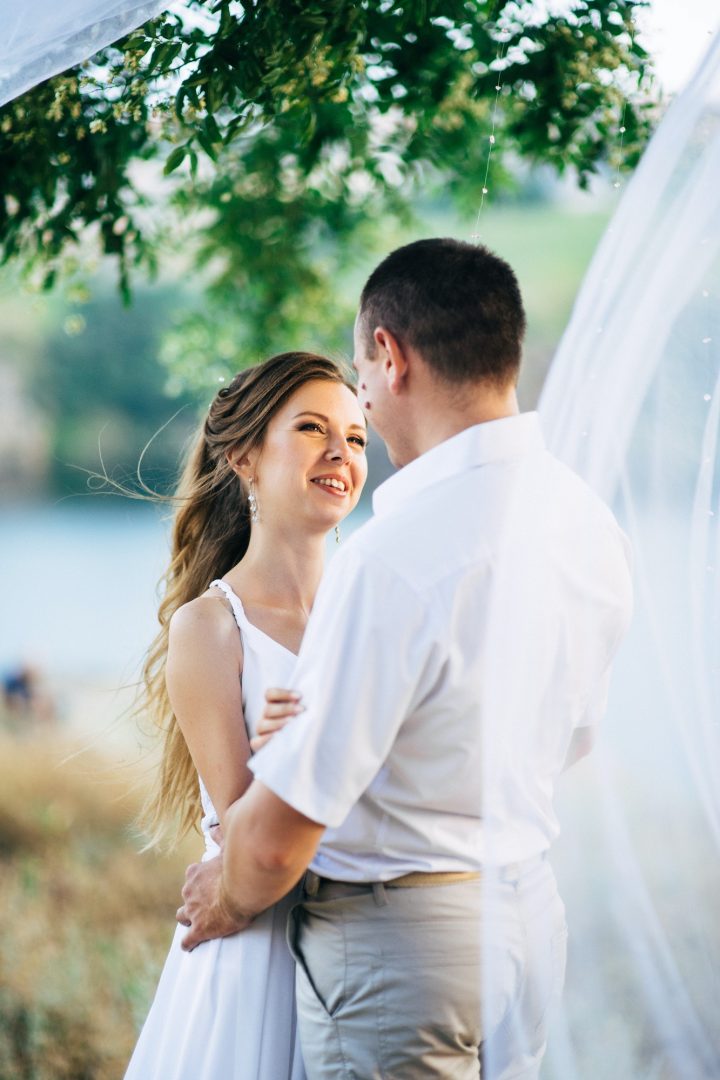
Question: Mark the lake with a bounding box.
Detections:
[1,499,372,682]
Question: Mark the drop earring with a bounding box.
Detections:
[335,524,341,545]
[248,477,259,524]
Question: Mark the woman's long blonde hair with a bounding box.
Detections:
[140,351,355,847]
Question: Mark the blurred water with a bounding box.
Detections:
[1,499,372,682]
[1,501,172,681]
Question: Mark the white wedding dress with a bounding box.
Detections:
[125,579,306,1080]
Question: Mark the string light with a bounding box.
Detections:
[612,119,626,188]
[701,277,712,351]
[612,17,637,192]
[472,41,507,241]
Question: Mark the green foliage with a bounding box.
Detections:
[37,286,199,493]
[0,0,655,386]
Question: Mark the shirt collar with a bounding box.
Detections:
[372,412,546,518]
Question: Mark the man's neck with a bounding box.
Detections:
[404,385,520,463]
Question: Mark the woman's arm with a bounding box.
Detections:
[166,596,252,829]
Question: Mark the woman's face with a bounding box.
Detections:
[249,379,368,533]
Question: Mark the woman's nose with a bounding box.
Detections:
[325,438,349,462]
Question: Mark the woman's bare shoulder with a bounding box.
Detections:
[169,593,241,653]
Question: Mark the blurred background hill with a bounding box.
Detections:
[0,185,610,501]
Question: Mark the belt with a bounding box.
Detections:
[303,854,547,901]
[304,869,481,900]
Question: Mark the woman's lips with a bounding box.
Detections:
[311,477,349,497]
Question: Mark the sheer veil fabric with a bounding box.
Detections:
[535,29,720,1079]
[0,1,170,108]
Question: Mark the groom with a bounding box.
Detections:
[178,238,633,1077]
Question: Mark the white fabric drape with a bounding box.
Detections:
[0,1,170,108]
[537,27,720,1079]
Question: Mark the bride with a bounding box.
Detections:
[124,351,368,1080]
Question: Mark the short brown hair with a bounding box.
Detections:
[359,238,526,385]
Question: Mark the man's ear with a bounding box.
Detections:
[373,326,409,395]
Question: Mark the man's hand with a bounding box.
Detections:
[176,855,253,951]
[250,688,304,752]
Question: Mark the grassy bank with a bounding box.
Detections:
[0,732,196,1079]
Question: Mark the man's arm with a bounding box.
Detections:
[178,780,324,951]
[223,780,325,916]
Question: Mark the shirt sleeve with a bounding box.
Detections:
[248,542,440,828]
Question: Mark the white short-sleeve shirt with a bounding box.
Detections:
[249,413,633,881]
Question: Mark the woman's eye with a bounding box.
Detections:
[298,423,365,449]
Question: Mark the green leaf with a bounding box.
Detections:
[163,145,188,174]
[151,40,183,73]
[196,131,218,161]
[204,114,222,144]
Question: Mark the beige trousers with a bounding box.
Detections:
[287,858,567,1080]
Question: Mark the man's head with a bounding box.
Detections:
[354,238,526,464]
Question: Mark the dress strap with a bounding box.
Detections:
[208,578,248,635]
[208,579,298,659]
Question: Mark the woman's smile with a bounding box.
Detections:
[310,473,350,497]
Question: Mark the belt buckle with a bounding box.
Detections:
[304,870,321,897]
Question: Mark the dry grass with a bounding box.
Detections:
[0,731,198,1079]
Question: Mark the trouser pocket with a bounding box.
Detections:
[287,900,346,1019]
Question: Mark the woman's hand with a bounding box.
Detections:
[250,688,304,752]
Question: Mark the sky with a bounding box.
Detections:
[639,0,719,92]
